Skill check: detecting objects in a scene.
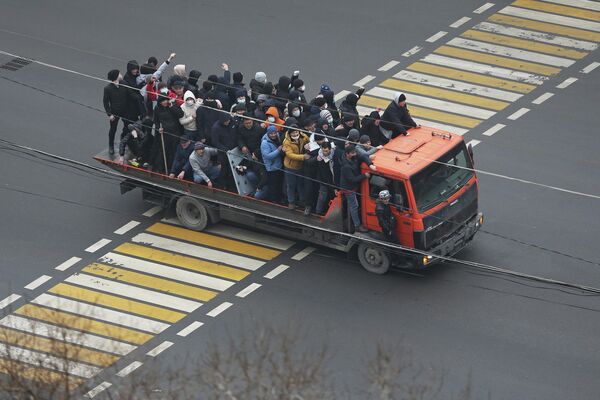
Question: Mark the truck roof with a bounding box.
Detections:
[371,126,464,179]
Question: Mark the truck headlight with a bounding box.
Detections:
[422,255,433,265]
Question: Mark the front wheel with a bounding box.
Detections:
[175,196,209,231]
[357,242,391,274]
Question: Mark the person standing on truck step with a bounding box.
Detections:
[375,190,398,242]
[103,69,129,156]
[260,125,284,203]
[340,144,370,233]
[189,142,220,188]
[380,92,420,139]
[283,125,310,210]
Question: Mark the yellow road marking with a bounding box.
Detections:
[381,78,509,110]
[435,45,561,75]
[14,304,152,345]
[48,283,184,323]
[488,14,600,42]
[0,327,118,367]
[462,29,587,59]
[358,95,481,128]
[147,222,280,260]
[512,0,600,21]
[114,243,249,281]
[83,263,217,302]
[408,62,535,93]
[0,360,83,389]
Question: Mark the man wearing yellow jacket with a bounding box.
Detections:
[282,125,310,210]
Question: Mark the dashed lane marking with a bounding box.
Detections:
[264,264,290,279]
[556,77,578,88]
[474,2,495,14]
[582,62,600,73]
[114,220,140,235]
[142,205,162,217]
[507,107,530,120]
[236,283,262,298]
[177,321,203,337]
[147,340,173,357]
[482,123,506,136]
[116,361,143,378]
[55,256,81,271]
[402,46,422,57]
[378,60,400,71]
[334,90,351,102]
[84,381,112,398]
[24,275,52,290]
[85,238,111,253]
[467,139,481,147]
[426,31,447,43]
[532,92,554,104]
[292,247,316,261]
[207,302,233,317]
[450,17,471,28]
[353,75,376,87]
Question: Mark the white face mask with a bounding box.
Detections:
[267,116,276,123]
[326,117,333,124]
[292,110,301,117]
[290,134,300,141]
[237,97,246,104]
[299,85,306,92]
[323,103,328,109]
[186,99,194,106]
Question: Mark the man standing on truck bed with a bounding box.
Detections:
[340,144,370,233]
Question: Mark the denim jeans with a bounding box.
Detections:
[345,192,361,227]
[286,169,304,205]
[193,164,220,184]
[316,185,333,214]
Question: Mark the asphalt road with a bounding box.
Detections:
[1,0,600,398]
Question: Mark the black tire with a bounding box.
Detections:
[175,196,209,231]
[357,242,391,274]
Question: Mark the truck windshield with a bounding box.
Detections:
[410,143,474,212]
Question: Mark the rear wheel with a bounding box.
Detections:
[175,196,209,231]
[357,242,391,274]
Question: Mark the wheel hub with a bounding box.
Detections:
[365,248,383,266]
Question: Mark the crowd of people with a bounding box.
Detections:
[102,53,419,230]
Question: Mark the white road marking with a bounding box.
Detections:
[85,238,111,253]
[353,75,376,87]
[0,343,100,378]
[393,70,522,101]
[402,46,422,57]
[499,6,600,32]
[31,293,169,334]
[467,140,481,147]
[114,220,140,235]
[55,256,81,271]
[101,252,234,291]
[65,273,202,313]
[474,2,495,14]
[162,218,295,250]
[291,246,316,261]
[412,119,470,136]
[422,54,547,84]
[450,17,471,28]
[542,0,600,12]
[236,283,262,298]
[556,77,578,89]
[116,361,143,377]
[474,22,598,51]
[147,340,173,357]
[142,206,162,217]
[426,31,448,43]
[507,107,530,120]
[0,315,136,355]
[367,86,496,119]
[84,382,112,398]
[356,105,379,117]
[581,62,600,73]
[24,275,52,290]
[532,92,554,105]
[334,90,351,102]
[264,264,290,279]
[132,232,265,271]
[177,321,204,337]
[447,37,575,67]
[0,294,21,310]
[207,302,233,317]
[378,60,400,71]
[482,123,506,136]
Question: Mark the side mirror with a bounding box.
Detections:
[467,143,474,165]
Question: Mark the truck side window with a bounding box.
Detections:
[392,180,410,211]
[369,175,390,198]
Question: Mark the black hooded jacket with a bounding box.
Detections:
[236,120,265,158]
[153,102,184,138]
[211,113,237,151]
[380,101,417,136]
[122,60,145,118]
[339,94,361,130]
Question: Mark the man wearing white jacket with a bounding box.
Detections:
[179,90,203,141]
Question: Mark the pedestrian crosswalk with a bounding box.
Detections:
[0,220,294,387]
[357,0,600,135]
